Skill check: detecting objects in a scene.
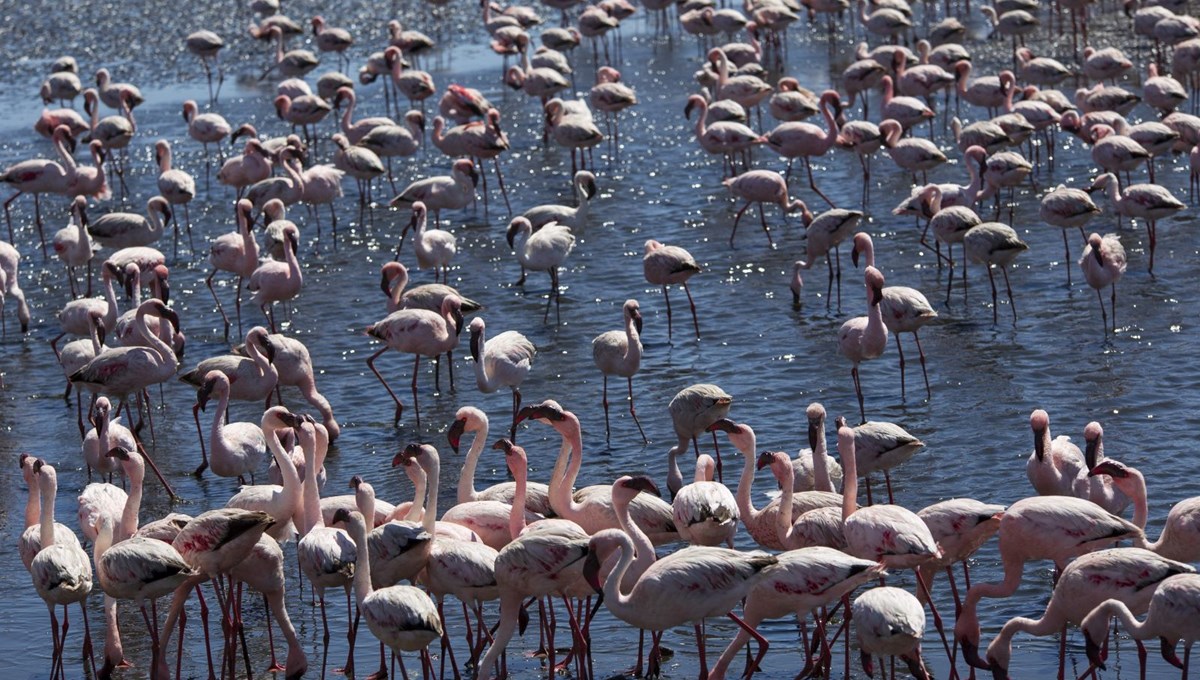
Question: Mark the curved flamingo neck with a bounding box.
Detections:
[666,443,685,497]
[24,471,41,530]
[471,324,496,391]
[134,304,173,365]
[389,267,409,309]
[775,458,797,544]
[264,419,301,525]
[883,122,902,148]
[881,77,895,106]
[734,428,762,520]
[209,384,231,457]
[858,236,876,268]
[839,433,859,521]
[613,491,654,591]
[419,452,441,534]
[347,517,374,604]
[118,456,145,541]
[357,486,377,529]
[623,313,641,363]
[601,532,638,614]
[432,118,447,150]
[819,98,838,151]
[340,92,357,136]
[458,419,490,504]
[54,132,78,176]
[692,100,708,140]
[812,419,833,493]
[508,458,528,539]
[547,416,585,519]
[575,179,591,218]
[240,212,259,277]
[405,463,428,522]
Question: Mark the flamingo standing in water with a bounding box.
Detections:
[673,454,739,547]
[447,406,552,515]
[154,140,196,257]
[29,462,95,680]
[839,267,888,423]
[791,202,862,310]
[182,100,231,170]
[722,169,804,247]
[1088,172,1184,274]
[506,216,575,323]
[365,294,463,426]
[850,232,938,399]
[0,240,32,335]
[762,90,842,206]
[643,239,701,341]
[0,128,70,251]
[1039,184,1101,286]
[468,317,535,439]
[389,158,479,227]
[52,197,96,299]
[592,299,646,443]
[1079,232,1126,334]
[962,221,1029,323]
[248,222,302,332]
[1080,572,1200,675]
[205,199,258,339]
[1025,408,1085,498]
[225,407,305,541]
[20,457,84,573]
[431,108,513,213]
[669,383,732,485]
[1088,459,1200,562]
[398,201,457,282]
[853,587,931,680]
[192,370,267,481]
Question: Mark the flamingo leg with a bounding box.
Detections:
[367,346,405,425]
[729,612,771,678]
[913,331,932,399]
[628,376,648,445]
[410,353,422,427]
[1001,265,1017,323]
[851,365,865,424]
[661,285,673,341]
[985,266,999,324]
[894,333,907,398]
[205,268,232,340]
[601,374,611,441]
[730,201,751,246]
[806,158,834,207]
[192,403,209,476]
[1062,230,1073,286]
[683,282,700,339]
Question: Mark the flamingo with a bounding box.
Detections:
[850,232,938,399]
[953,495,1144,667]
[722,169,803,247]
[338,509,442,679]
[192,371,267,480]
[87,197,172,249]
[879,75,934,133]
[179,325,278,403]
[642,239,701,341]
[81,397,135,481]
[245,146,306,209]
[385,46,436,112]
[592,299,646,443]
[184,31,225,102]
[29,462,95,680]
[683,94,763,177]
[334,86,394,144]
[81,90,134,195]
[154,140,196,256]
[1081,572,1200,675]
[358,113,425,193]
[52,197,96,298]
[1039,185,1101,286]
[365,294,463,426]
[205,199,258,339]
[521,170,595,229]
[585,527,776,680]
[235,331,340,440]
[182,100,231,171]
[259,25,319,80]
[762,90,842,206]
[792,203,862,309]
[1089,459,1200,562]
[505,216,575,323]
[399,201,456,282]
[853,587,931,680]
[468,317,534,440]
[848,420,926,505]
[962,221,1029,323]
[590,66,637,154]
[248,222,302,332]
[225,406,305,541]
[669,383,732,485]
[1025,408,1087,499]
[389,158,479,227]
[982,548,1193,679]
[94,68,142,110]
[839,267,888,423]
[0,129,70,251]
[757,449,844,550]
[1077,232,1127,334]
[1088,172,1183,274]
[431,109,513,213]
[311,16,353,70]
[0,240,31,334]
[544,98,605,175]
[51,259,121,358]
[916,498,1005,612]
[218,139,273,197]
[447,406,552,515]
[20,457,84,572]
[381,260,483,316]
[93,513,196,675]
[673,454,739,547]
[518,400,679,544]
[790,402,845,494]
[332,133,385,211]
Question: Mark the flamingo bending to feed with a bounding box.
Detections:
[235,331,340,440]
[1080,572,1200,675]
[916,498,1005,613]
[365,294,463,426]
[29,462,95,680]
[850,420,925,505]
[669,383,732,487]
[447,405,552,515]
[854,587,931,680]
[1080,232,1126,334]
[398,201,456,282]
[981,548,1193,679]
[389,158,479,227]
[192,371,267,481]
[592,299,646,443]
[954,494,1144,667]
[839,267,888,423]
[762,90,842,207]
[643,239,701,341]
[468,316,535,440]
[792,202,862,309]
[381,261,483,316]
[850,232,938,399]
[1089,459,1200,562]
[722,169,803,247]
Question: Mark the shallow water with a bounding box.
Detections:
[1,0,1198,679]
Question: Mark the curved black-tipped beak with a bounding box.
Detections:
[492,437,514,452]
[625,475,660,497]
[379,270,393,296]
[706,418,740,434]
[515,402,564,424]
[198,379,215,410]
[350,475,363,489]
[583,551,602,594]
[851,244,861,268]
[632,309,643,335]
[1084,437,1099,469]
[1161,636,1184,669]
[260,335,277,363]
[277,410,305,429]
[583,177,597,200]
[807,418,820,451]
[331,507,352,525]
[755,451,775,471]
[960,638,990,671]
[1084,631,1107,670]
[447,418,466,454]
[1088,460,1125,478]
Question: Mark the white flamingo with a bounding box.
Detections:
[1079,232,1126,334]
[447,406,552,515]
[225,407,305,541]
[468,316,535,439]
[592,299,646,443]
[398,201,456,282]
[192,371,267,481]
[643,239,701,341]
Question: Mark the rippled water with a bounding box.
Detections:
[1,0,1197,678]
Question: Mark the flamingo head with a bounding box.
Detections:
[379,261,404,296]
[468,317,486,361]
[197,371,225,411]
[503,65,525,90]
[251,328,276,363]
[332,86,354,108]
[850,232,872,268]
[1087,233,1104,264]
[984,637,1010,680]
[506,216,532,249]
[683,94,706,120]
[447,414,469,453]
[583,529,625,593]
[706,418,741,435]
[515,400,567,426]
[395,441,435,469]
[1082,629,1110,671]
[623,299,642,335]
[349,475,363,490]
[806,403,826,448]
[864,266,885,306]
[330,508,355,527]
[19,453,35,479]
[755,450,784,472]
[617,474,660,498]
[105,446,133,461]
[577,171,598,200]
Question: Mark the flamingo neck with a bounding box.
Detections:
[813,421,833,493]
[341,94,356,135]
[24,472,40,530]
[93,518,114,572]
[458,421,489,504]
[471,326,494,391]
[613,492,655,591]
[734,429,761,519]
[405,464,427,522]
[1125,470,1150,537]
[693,102,707,142]
[249,338,276,381]
[55,134,78,175]
[301,430,323,534]
[348,518,374,604]
[118,458,145,541]
[623,315,640,363]
[666,444,685,498]
[38,478,56,548]
[882,77,894,106]
[859,237,876,268]
[548,418,582,518]
[265,421,302,526]
[508,461,528,539]
[575,180,591,219]
[432,118,446,149]
[601,532,637,614]
[134,304,174,366]
[420,453,440,534]
[776,459,796,544]
[160,146,173,173]
[820,99,838,150]
[209,387,230,465]
[840,436,859,522]
[358,488,377,530]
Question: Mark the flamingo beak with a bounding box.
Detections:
[492,437,514,452]
[755,451,775,471]
[626,475,660,497]
[632,309,643,335]
[583,551,603,594]
[379,270,393,296]
[1088,460,1125,478]
[706,418,740,434]
[851,244,861,268]
[1084,632,1107,670]
[447,419,466,453]
[106,446,131,461]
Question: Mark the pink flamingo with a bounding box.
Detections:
[851,232,938,398]
[154,140,196,256]
[793,203,862,309]
[20,457,84,572]
[962,221,1029,323]
[311,16,353,70]
[0,126,70,251]
[0,240,31,334]
[1081,572,1200,676]
[762,90,841,206]
[1079,232,1126,333]
[590,66,637,154]
[643,239,701,341]
[240,331,340,440]
[205,199,258,339]
[854,587,931,680]
[1025,408,1087,497]
[954,494,1144,667]
[365,295,463,426]
[192,371,266,481]
[683,94,763,177]
[224,407,305,541]
[431,109,513,213]
[468,317,535,440]
[87,197,171,250]
[399,201,457,282]
[182,100,231,170]
[381,260,483,315]
[916,498,1005,613]
[1089,460,1200,562]
[248,222,302,332]
[1089,172,1183,274]
[179,325,277,403]
[592,299,646,443]
[447,406,552,515]
[983,547,1192,680]
[217,139,273,198]
[839,266,888,423]
[389,158,479,227]
[333,86,393,144]
[673,454,739,547]
[1039,185,1101,286]
[722,169,803,247]
[669,383,733,482]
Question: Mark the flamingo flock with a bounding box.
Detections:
[6,0,1200,679]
